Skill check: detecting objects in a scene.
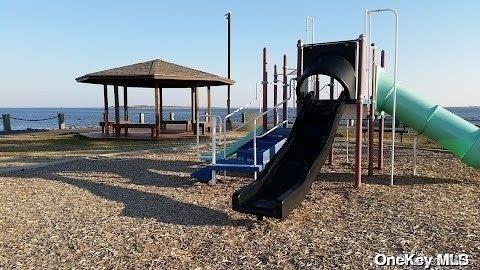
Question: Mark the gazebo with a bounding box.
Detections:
[76,59,234,139]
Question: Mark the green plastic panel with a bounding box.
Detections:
[375,68,480,168]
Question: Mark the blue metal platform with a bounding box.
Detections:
[191,127,291,181]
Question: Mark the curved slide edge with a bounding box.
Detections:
[232,92,346,219]
[375,68,480,168]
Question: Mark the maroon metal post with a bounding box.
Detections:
[355,35,365,188]
[315,75,320,99]
[296,40,302,112]
[282,54,288,128]
[328,76,334,165]
[368,44,376,176]
[263,48,268,131]
[103,85,109,134]
[378,49,386,169]
[273,64,278,126]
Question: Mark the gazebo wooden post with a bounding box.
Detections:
[207,86,212,122]
[194,86,199,135]
[114,85,120,137]
[191,87,195,132]
[159,87,163,131]
[103,85,109,134]
[123,86,128,121]
[154,83,161,138]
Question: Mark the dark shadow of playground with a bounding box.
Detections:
[62,157,203,189]
[3,158,250,227]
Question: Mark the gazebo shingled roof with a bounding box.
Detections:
[76,59,235,88]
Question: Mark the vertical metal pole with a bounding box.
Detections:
[367,8,399,186]
[282,54,288,128]
[103,85,109,134]
[209,118,217,185]
[378,50,386,169]
[315,75,320,99]
[368,44,376,176]
[346,120,349,163]
[253,119,257,180]
[225,12,232,130]
[355,35,365,188]
[262,48,268,131]
[413,135,417,176]
[296,40,302,112]
[123,86,128,121]
[328,76,335,165]
[273,64,278,126]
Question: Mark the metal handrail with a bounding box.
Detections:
[222,81,289,158]
[250,78,296,179]
[196,114,223,160]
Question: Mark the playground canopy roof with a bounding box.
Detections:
[76,59,235,88]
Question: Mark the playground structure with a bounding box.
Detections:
[192,10,480,220]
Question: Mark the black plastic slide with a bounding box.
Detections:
[232,92,346,220]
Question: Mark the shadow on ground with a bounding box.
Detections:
[3,157,250,227]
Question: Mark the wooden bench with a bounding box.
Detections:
[161,120,191,132]
[100,120,130,133]
[112,123,157,138]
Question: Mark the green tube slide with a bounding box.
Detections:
[375,68,480,168]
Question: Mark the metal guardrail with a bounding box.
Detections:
[222,81,289,158]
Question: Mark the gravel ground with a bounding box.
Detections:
[0,140,479,269]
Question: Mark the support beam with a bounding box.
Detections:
[191,87,194,125]
[103,85,109,134]
[194,86,199,134]
[262,48,268,131]
[378,49,386,169]
[159,87,163,130]
[114,85,120,137]
[296,40,302,112]
[315,75,320,99]
[207,86,212,122]
[226,12,232,131]
[328,77,334,165]
[282,54,288,128]
[355,35,365,188]
[273,64,278,126]
[368,45,376,176]
[123,86,129,121]
[154,85,160,138]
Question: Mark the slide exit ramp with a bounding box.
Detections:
[375,68,480,168]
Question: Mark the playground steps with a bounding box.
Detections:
[191,127,291,181]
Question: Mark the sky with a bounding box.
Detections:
[0,0,479,108]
